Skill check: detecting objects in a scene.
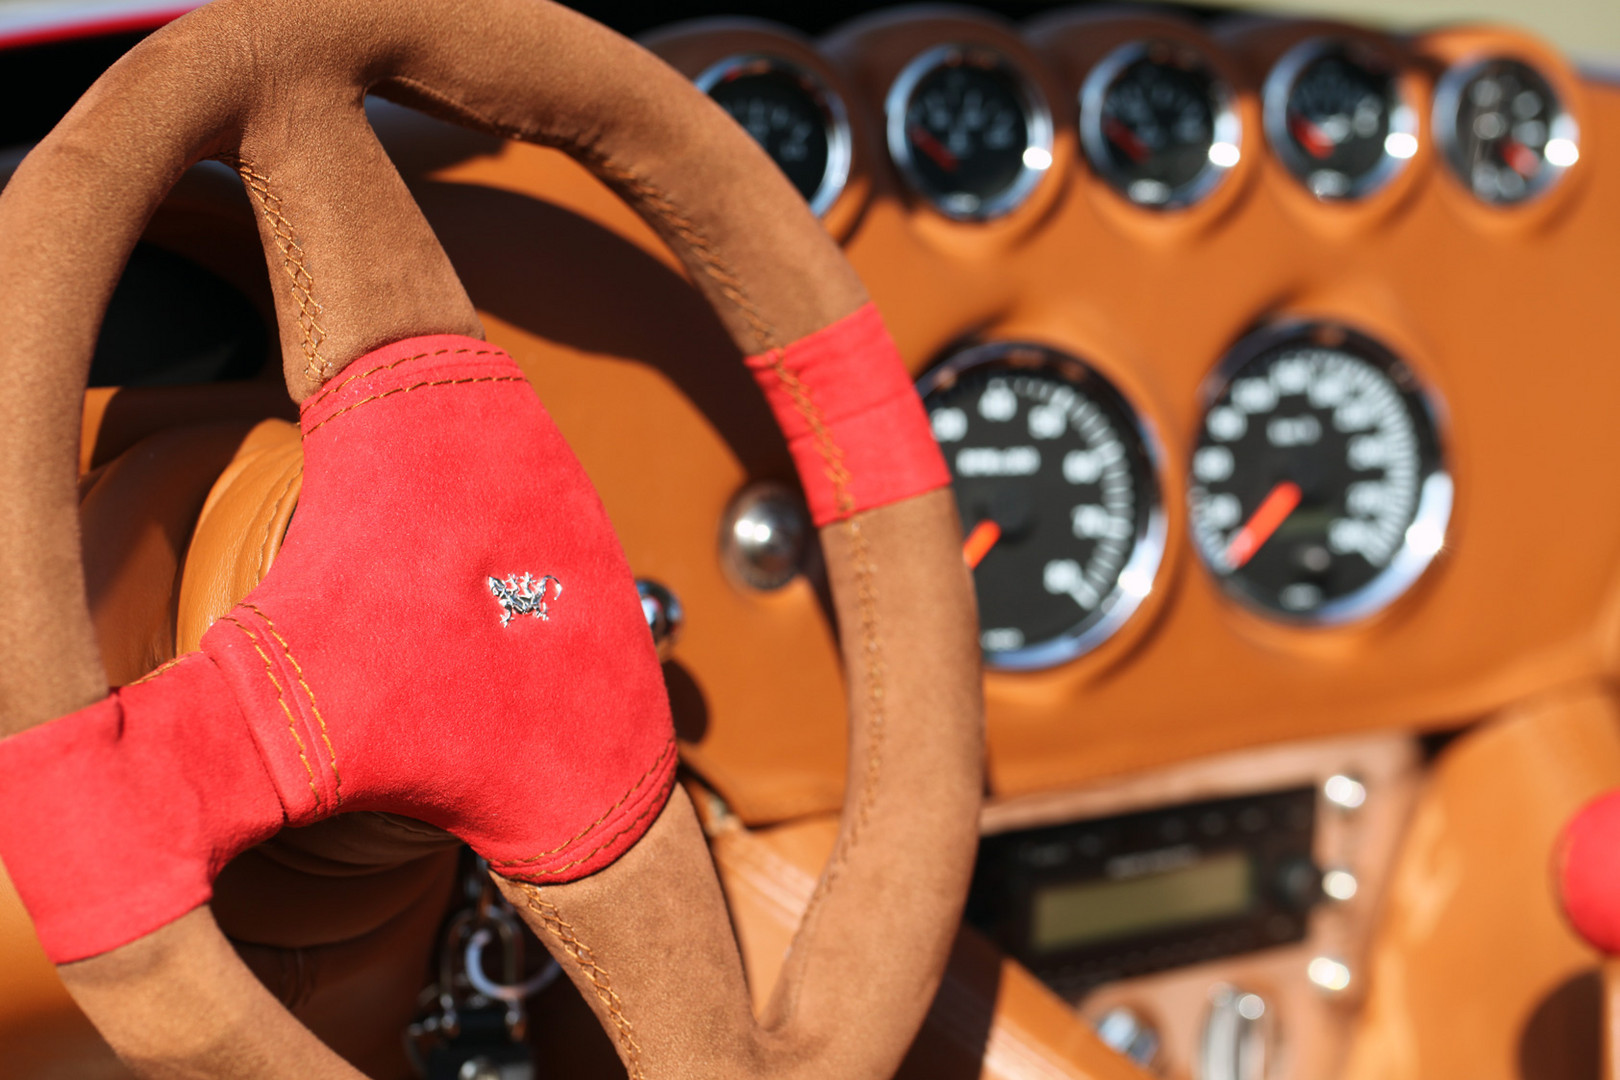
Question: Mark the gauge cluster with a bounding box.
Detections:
[641,13,1598,674]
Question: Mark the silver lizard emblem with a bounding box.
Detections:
[488,573,563,627]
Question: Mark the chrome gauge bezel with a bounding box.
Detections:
[918,341,1167,669]
[885,43,1055,222]
[696,53,854,218]
[1079,39,1242,211]
[1434,55,1579,206]
[1190,322,1453,626]
[1263,37,1419,201]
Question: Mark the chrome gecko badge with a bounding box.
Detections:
[488,573,563,627]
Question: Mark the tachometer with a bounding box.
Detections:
[1436,56,1579,205]
[887,44,1054,220]
[1080,40,1241,209]
[920,343,1164,668]
[698,54,852,217]
[1264,39,1417,200]
[1188,323,1450,622]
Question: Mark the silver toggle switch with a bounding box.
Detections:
[721,482,810,590]
[637,580,683,661]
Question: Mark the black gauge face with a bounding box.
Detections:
[888,46,1052,220]
[1188,325,1450,622]
[1082,42,1240,209]
[920,344,1163,668]
[1438,58,1579,204]
[1268,43,1414,199]
[700,56,850,216]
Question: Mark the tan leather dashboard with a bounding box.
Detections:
[68,11,1620,831]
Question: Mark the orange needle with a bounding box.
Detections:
[1224,481,1302,569]
[963,520,1002,569]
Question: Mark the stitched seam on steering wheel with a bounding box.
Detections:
[126,657,182,687]
[302,375,526,436]
[224,158,330,384]
[506,767,678,880]
[492,738,677,868]
[303,345,506,412]
[580,154,888,957]
[220,614,322,812]
[519,888,646,1080]
[243,604,342,808]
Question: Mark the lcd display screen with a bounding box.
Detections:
[1030,851,1255,953]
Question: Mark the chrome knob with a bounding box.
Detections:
[1094,1006,1160,1069]
[720,482,810,590]
[636,580,682,660]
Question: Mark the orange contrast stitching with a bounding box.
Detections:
[584,157,887,913]
[243,604,341,807]
[504,768,677,880]
[226,158,329,384]
[303,375,525,436]
[492,738,677,867]
[220,615,322,811]
[126,657,182,687]
[303,346,504,412]
[518,888,646,1080]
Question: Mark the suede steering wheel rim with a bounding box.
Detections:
[0,1,986,1078]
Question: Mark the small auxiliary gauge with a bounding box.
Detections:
[886,44,1054,220]
[1081,40,1241,209]
[698,55,852,217]
[1436,57,1579,204]
[1188,323,1450,623]
[920,342,1164,668]
[1265,39,1417,199]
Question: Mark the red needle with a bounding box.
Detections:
[1288,112,1336,159]
[963,520,1002,570]
[1224,481,1302,569]
[1502,138,1539,177]
[909,124,960,171]
[1103,117,1149,164]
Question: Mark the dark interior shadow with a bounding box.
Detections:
[663,661,710,743]
[1518,968,1600,1080]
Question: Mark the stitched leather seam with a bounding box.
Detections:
[258,463,300,583]
[225,158,329,384]
[221,615,322,811]
[126,656,182,687]
[303,345,505,411]
[243,603,342,807]
[518,887,646,1080]
[302,375,526,436]
[492,738,677,867]
[505,767,677,880]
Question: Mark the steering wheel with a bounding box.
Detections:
[0,1,986,1076]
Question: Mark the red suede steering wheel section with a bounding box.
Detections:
[0,307,948,964]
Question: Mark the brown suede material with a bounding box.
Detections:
[0,1,978,1076]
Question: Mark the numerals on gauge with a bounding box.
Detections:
[921,343,1163,668]
[1188,324,1450,623]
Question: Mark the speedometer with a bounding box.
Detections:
[921,343,1164,668]
[1188,323,1451,623]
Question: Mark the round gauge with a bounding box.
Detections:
[1188,324,1451,623]
[1080,40,1241,209]
[920,342,1164,668]
[886,44,1054,220]
[698,55,852,217]
[1436,57,1579,205]
[1264,39,1417,199]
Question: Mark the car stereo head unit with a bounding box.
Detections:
[966,786,1321,995]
